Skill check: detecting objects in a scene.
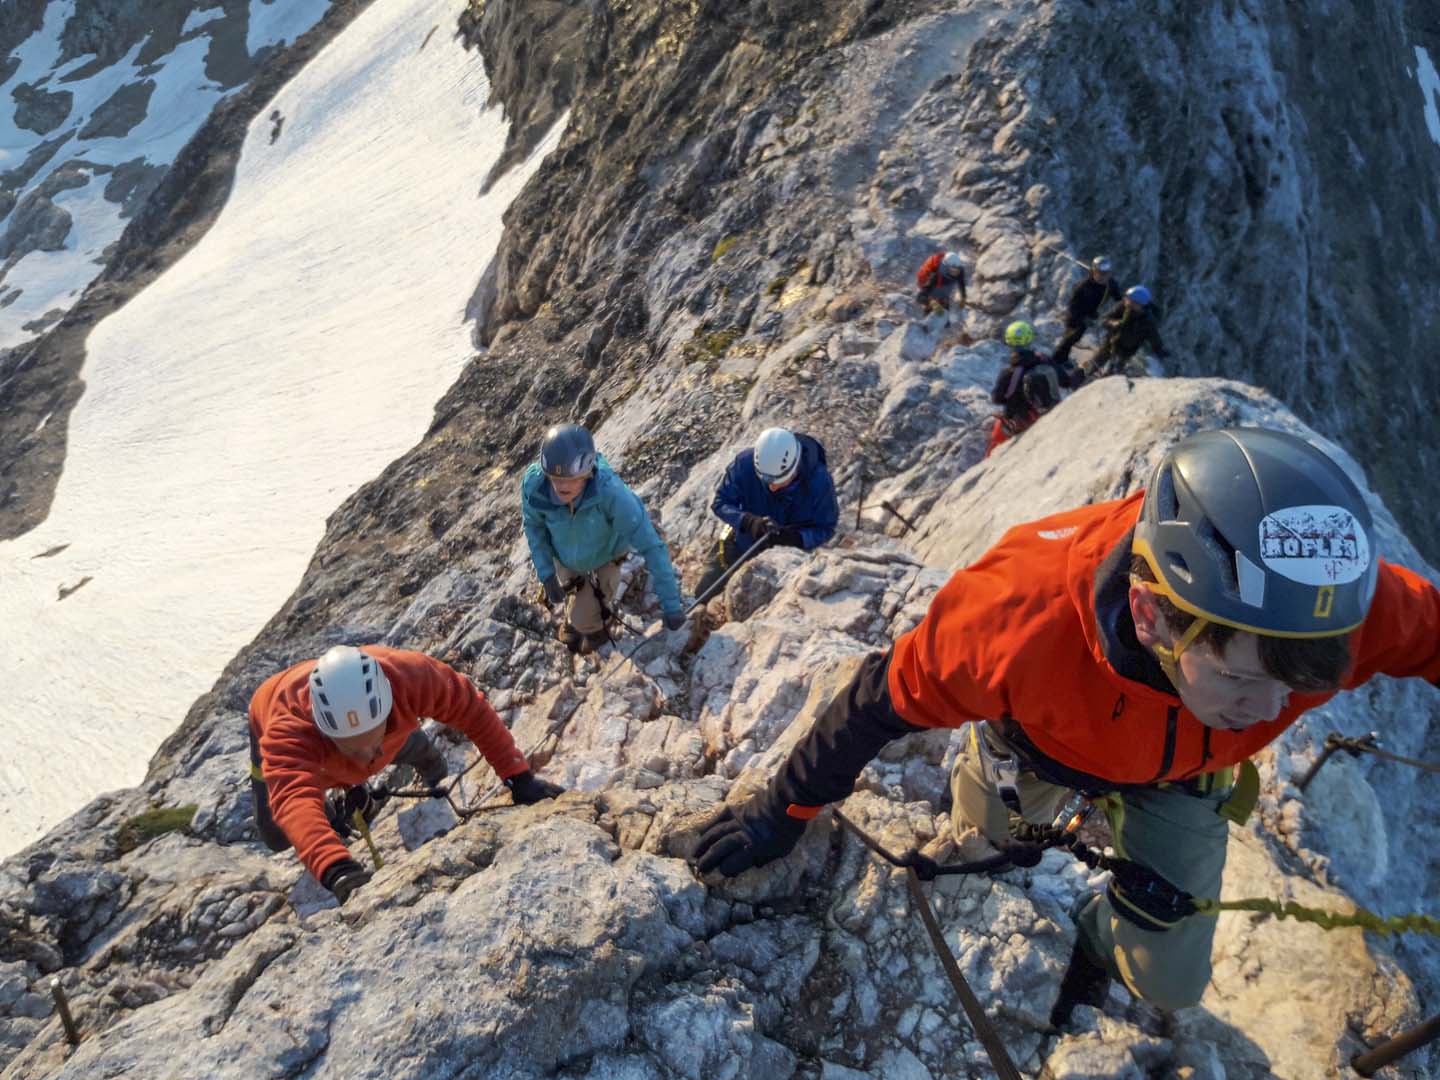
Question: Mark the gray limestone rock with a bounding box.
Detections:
[10,83,73,135]
[4,2,1440,1079]
[0,166,90,260]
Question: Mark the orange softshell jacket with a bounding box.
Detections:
[249,646,529,881]
[888,493,1440,784]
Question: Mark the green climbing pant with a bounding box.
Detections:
[951,723,1232,1011]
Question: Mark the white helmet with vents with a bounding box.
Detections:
[309,646,393,736]
[754,427,801,485]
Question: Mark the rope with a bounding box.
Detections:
[904,869,1024,1080]
[353,810,384,870]
[833,807,1440,939]
[832,812,1021,1079]
[1190,897,1440,936]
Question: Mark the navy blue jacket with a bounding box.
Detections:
[712,434,839,554]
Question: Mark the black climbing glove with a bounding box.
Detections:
[739,513,775,540]
[771,527,804,549]
[325,784,384,839]
[505,770,565,805]
[663,610,687,631]
[320,858,372,905]
[540,575,566,607]
[692,797,809,878]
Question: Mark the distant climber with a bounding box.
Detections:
[248,645,563,904]
[692,426,1440,1028]
[1051,255,1123,369]
[984,321,1081,457]
[696,427,840,600]
[1090,284,1168,377]
[522,423,687,654]
[914,251,967,316]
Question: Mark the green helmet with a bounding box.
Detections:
[1133,428,1377,639]
[1004,320,1035,348]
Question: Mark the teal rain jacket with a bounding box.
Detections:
[521,456,683,615]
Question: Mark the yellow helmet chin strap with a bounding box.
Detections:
[1132,578,1210,689]
[1149,616,1208,688]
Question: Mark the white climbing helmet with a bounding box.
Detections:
[941,252,964,276]
[308,646,393,736]
[754,427,801,485]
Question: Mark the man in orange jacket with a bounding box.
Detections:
[914,250,967,315]
[249,645,562,903]
[694,427,1440,1023]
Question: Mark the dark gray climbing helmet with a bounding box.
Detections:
[540,424,596,479]
[1132,427,1377,637]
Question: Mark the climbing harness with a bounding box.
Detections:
[833,795,1440,939]
[833,789,1440,1071]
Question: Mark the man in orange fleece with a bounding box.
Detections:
[694,427,1440,1023]
[249,645,562,903]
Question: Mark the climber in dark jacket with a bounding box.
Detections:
[1051,256,1123,368]
[1091,285,1169,377]
[696,428,840,598]
[984,321,1079,457]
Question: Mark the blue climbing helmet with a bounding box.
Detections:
[1125,285,1152,307]
[539,424,596,479]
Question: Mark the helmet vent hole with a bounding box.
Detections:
[364,679,372,693]
[317,692,329,706]
[1166,554,1193,585]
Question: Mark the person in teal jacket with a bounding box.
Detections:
[522,424,687,653]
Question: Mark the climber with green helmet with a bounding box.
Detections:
[984,320,1082,457]
[693,426,1440,1027]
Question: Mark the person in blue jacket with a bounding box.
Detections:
[696,427,840,598]
[522,424,687,654]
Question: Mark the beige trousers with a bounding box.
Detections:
[951,722,1231,1011]
[555,561,622,637]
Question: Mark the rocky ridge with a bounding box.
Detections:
[3,0,1440,1078]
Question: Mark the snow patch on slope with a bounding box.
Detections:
[248,0,332,56]
[0,0,565,855]
[0,1,333,350]
[1416,46,1440,148]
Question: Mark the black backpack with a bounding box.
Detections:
[1024,367,1060,412]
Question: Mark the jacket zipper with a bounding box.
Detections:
[1147,705,1179,782]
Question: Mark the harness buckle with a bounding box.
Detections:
[971,723,1024,814]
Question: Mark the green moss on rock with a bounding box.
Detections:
[116,805,196,853]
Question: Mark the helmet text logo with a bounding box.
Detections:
[1258,505,1371,586]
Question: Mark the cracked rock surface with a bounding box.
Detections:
[3,0,1439,1077]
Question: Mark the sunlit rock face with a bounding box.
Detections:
[2,0,1438,1077]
